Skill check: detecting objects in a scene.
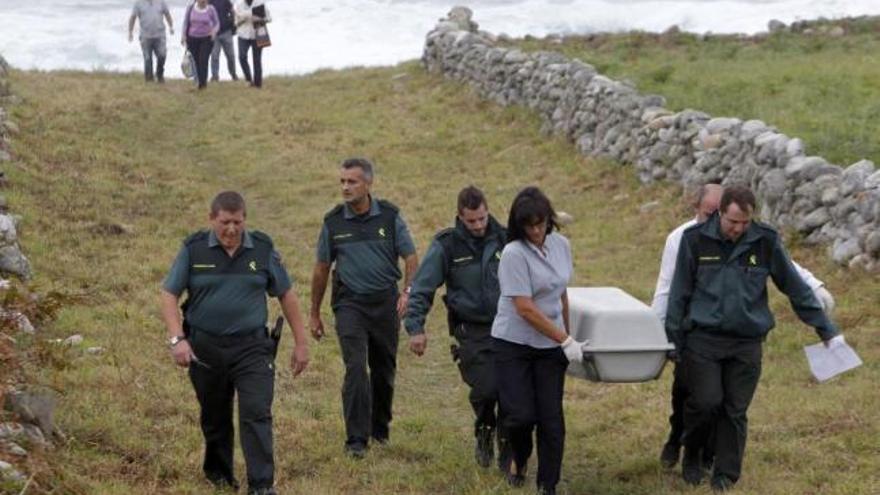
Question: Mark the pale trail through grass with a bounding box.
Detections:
[2,54,878,495]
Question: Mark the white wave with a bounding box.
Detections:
[0,0,878,76]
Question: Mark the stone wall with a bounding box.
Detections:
[422,8,880,270]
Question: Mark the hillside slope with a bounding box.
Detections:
[2,62,878,494]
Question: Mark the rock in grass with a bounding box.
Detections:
[0,214,31,279]
[556,211,574,225]
[63,334,83,346]
[639,201,660,214]
[3,441,26,457]
[0,460,25,483]
[4,388,57,438]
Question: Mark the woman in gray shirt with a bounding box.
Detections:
[492,187,587,495]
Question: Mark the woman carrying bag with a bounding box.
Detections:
[235,0,271,88]
[182,0,220,89]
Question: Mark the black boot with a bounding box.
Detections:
[475,426,494,468]
[660,440,681,468]
[682,447,705,486]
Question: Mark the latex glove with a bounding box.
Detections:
[813,286,835,316]
[824,334,846,349]
[561,336,588,363]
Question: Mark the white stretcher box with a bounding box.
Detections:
[566,287,673,383]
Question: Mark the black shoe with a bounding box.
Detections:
[232,74,239,81]
[682,448,705,486]
[536,486,556,495]
[711,475,735,492]
[475,427,494,468]
[505,459,527,488]
[207,473,240,492]
[247,488,276,495]
[157,76,165,84]
[345,442,367,460]
[660,441,681,468]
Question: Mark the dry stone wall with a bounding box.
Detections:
[422,8,880,270]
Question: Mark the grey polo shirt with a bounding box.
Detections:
[316,198,416,295]
[491,232,573,349]
[132,0,169,40]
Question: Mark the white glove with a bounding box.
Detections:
[824,334,846,349]
[813,286,835,316]
[561,336,588,363]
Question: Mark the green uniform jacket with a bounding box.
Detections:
[404,215,506,335]
[665,212,838,349]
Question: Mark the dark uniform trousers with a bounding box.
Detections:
[334,289,400,446]
[667,362,715,460]
[494,338,567,489]
[453,322,501,434]
[188,328,276,489]
[682,332,762,484]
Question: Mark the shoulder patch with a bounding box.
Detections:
[377,199,400,213]
[324,204,345,220]
[183,230,209,246]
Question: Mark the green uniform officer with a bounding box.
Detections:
[160,191,309,495]
[404,185,509,469]
[665,185,843,492]
[309,158,418,458]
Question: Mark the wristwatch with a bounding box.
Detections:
[168,335,186,348]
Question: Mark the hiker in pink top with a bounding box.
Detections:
[182,0,220,89]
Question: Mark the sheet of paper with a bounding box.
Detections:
[804,341,863,382]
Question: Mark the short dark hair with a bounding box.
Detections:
[210,191,246,217]
[457,185,487,213]
[341,157,374,181]
[506,186,558,243]
[720,185,756,214]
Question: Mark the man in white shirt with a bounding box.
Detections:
[653,183,835,468]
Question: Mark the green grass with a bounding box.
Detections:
[511,26,880,166]
[0,53,878,495]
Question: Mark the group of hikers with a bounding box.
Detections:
[159,157,844,495]
[129,0,270,89]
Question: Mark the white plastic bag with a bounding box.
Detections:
[181,50,195,79]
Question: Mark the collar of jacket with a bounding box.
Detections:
[453,214,504,242]
[699,211,763,258]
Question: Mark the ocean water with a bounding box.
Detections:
[1,0,878,76]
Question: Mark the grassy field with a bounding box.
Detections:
[0,47,878,494]
[510,20,880,166]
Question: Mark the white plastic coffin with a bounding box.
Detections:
[567,287,673,383]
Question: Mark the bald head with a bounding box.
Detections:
[693,184,723,222]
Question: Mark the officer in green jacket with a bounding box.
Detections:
[665,185,844,492]
[310,158,419,459]
[160,191,309,495]
[404,186,508,469]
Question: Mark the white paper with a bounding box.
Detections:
[804,341,863,382]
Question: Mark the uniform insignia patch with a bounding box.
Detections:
[379,227,386,238]
[749,254,758,266]
[249,261,257,271]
